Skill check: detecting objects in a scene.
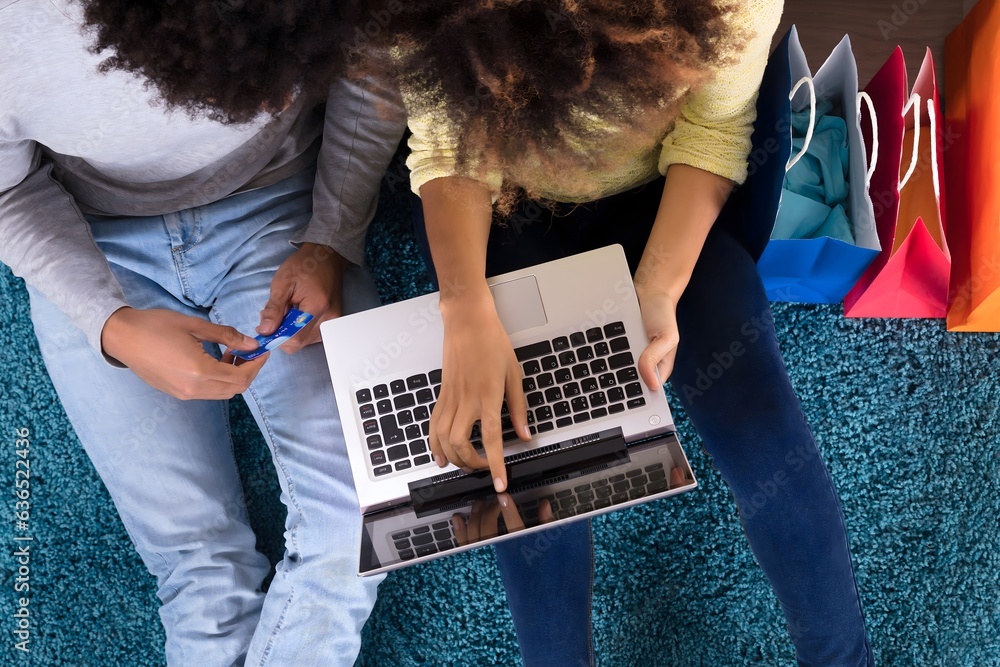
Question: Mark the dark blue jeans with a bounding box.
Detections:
[410,177,872,666]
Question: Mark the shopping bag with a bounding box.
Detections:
[843,48,950,318]
[945,0,1000,331]
[753,27,880,303]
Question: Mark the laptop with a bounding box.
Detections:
[320,244,698,575]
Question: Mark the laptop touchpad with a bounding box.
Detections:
[490,275,547,335]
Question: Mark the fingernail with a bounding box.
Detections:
[244,335,257,346]
[499,495,509,508]
[434,454,445,467]
[259,319,272,330]
[494,477,505,492]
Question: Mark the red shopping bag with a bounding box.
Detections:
[844,48,950,318]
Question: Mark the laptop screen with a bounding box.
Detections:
[359,432,695,575]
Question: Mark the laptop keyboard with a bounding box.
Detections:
[355,321,648,478]
[390,521,457,561]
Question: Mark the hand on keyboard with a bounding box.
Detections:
[431,293,531,492]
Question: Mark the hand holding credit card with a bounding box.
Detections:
[231,308,315,361]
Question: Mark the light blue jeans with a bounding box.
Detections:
[28,169,383,666]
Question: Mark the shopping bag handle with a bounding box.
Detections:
[899,93,922,189]
[857,91,879,185]
[786,76,816,170]
[926,98,941,199]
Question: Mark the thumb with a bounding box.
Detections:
[258,277,295,335]
[192,320,257,351]
[638,330,679,390]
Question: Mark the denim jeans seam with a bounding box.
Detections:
[250,586,297,667]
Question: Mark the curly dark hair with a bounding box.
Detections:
[350,0,747,208]
[80,0,352,124]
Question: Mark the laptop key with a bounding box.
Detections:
[604,321,626,337]
[527,392,545,407]
[556,417,573,428]
[627,398,647,410]
[573,413,591,424]
[572,364,590,379]
[594,497,612,509]
[577,346,595,361]
[394,393,416,410]
[613,481,630,493]
[570,332,586,346]
[581,377,598,393]
[390,379,406,394]
[432,521,450,530]
[413,526,431,534]
[558,351,577,366]
[608,387,625,402]
[367,435,383,450]
[594,342,610,357]
[647,480,670,494]
[552,336,570,351]
[371,451,387,466]
[392,530,411,540]
[363,420,379,435]
[611,492,629,505]
[414,455,432,467]
[571,396,589,412]
[626,469,643,478]
[356,388,373,404]
[629,487,646,500]
[590,392,607,407]
[608,352,634,370]
[541,355,559,371]
[625,382,643,398]
[522,377,537,392]
[591,408,608,419]
[399,549,415,560]
[610,336,630,353]
[398,410,413,425]
[359,403,376,419]
[555,368,572,383]
[373,465,392,477]
[407,374,429,390]
[563,382,581,397]
[537,373,555,388]
[595,486,613,499]
[415,544,438,557]
[376,399,393,415]
[410,439,427,455]
[416,388,434,404]
[590,358,608,374]
[544,387,563,403]
[387,444,409,461]
[433,529,451,542]
[598,373,617,388]
[394,540,410,550]
[515,340,553,361]
[421,421,431,436]
[537,421,554,433]
[586,327,603,342]
[411,532,433,546]
[632,475,649,488]
[405,425,421,440]
[616,367,639,383]
[535,405,553,421]
[554,401,571,417]
[523,359,541,376]
[645,463,664,472]
[395,460,412,471]
[608,402,626,415]
[414,405,430,421]
[374,384,389,399]
[429,369,442,384]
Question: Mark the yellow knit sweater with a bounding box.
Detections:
[404,0,784,202]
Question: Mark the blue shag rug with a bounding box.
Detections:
[1,158,998,666]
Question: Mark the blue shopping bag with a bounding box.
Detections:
[731,27,880,303]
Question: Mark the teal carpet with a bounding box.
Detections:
[1,160,999,666]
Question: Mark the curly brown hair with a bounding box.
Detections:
[80,0,352,124]
[351,0,747,209]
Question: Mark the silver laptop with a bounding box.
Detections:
[320,244,698,575]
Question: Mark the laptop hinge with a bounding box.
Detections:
[407,428,629,514]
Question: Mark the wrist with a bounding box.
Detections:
[439,279,493,315]
[100,306,135,361]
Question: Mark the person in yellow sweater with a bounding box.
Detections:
[357,0,874,663]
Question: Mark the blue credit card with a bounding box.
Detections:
[231,308,314,360]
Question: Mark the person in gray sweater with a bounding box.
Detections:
[0,1,406,664]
